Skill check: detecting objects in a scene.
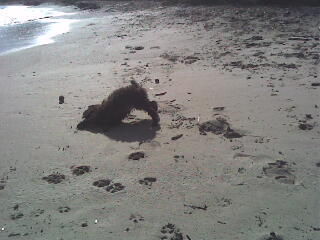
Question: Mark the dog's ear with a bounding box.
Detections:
[150,101,158,111]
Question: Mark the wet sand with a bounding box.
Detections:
[0,2,319,240]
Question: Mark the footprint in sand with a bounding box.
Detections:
[71,165,91,176]
[105,183,125,193]
[93,179,125,193]
[42,172,65,184]
[58,206,71,213]
[184,203,207,214]
[129,214,144,223]
[11,212,24,220]
[263,160,295,184]
[216,197,232,207]
[259,232,284,240]
[160,223,184,240]
[93,179,111,187]
[0,176,7,190]
[30,209,44,217]
[139,177,157,187]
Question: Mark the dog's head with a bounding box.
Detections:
[77,119,90,130]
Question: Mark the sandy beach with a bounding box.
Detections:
[0,2,319,239]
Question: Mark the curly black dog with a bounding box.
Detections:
[77,80,160,130]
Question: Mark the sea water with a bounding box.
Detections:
[0,4,78,55]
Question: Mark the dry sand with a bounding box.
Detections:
[0,2,319,240]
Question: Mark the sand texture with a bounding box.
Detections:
[0,2,319,240]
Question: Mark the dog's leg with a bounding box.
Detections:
[146,107,160,126]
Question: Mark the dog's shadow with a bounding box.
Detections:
[81,119,159,142]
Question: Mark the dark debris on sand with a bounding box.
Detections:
[199,117,242,138]
[263,160,295,184]
[298,123,313,130]
[128,151,145,160]
[171,134,183,140]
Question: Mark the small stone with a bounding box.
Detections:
[59,96,64,104]
[155,79,160,84]
[81,223,88,227]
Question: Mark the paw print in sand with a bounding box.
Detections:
[129,214,144,223]
[93,179,125,193]
[139,177,157,187]
[58,206,71,213]
[160,223,183,240]
[105,183,125,193]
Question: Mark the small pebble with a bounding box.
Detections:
[59,96,64,104]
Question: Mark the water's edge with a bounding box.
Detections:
[0,4,79,55]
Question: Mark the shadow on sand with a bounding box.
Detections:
[78,119,159,142]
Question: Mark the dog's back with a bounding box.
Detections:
[102,80,148,108]
[77,80,159,130]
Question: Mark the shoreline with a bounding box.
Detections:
[2,0,320,8]
[0,3,319,240]
[0,4,80,55]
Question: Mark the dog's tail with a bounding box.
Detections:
[130,80,140,88]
